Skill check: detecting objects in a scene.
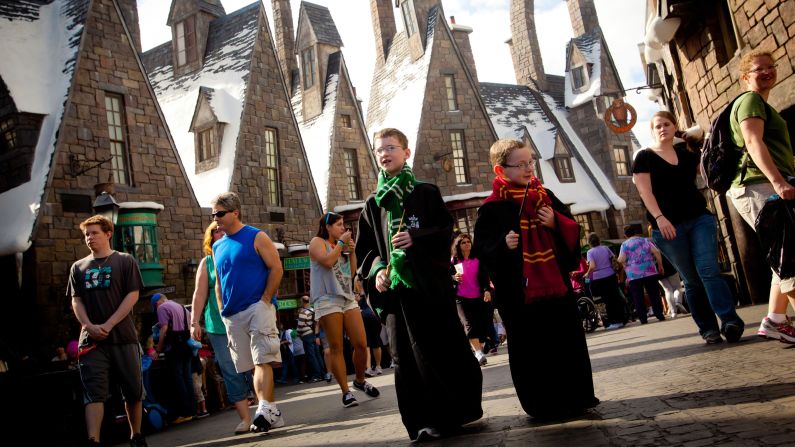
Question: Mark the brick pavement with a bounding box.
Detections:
[121,304,795,446]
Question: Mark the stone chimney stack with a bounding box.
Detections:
[449,16,479,87]
[509,0,547,91]
[116,0,142,54]
[567,0,599,36]
[370,0,396,65]
[272,0,297,87]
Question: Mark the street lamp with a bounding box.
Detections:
[92,191,120,224]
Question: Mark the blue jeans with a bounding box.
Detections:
[208,332,253,403]
[652,213,744,336]
[301,334,324,380]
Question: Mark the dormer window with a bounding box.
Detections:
[400,1,418,37]
[572,66,585,90]
[176,17,197,67]
[554,157,574,182]
[302,48,316,89]
[0,116,16,151]
[197,127,217,162]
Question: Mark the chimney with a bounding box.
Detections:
[116,0,142,54]
[567,0,599,36]
[370,0,396,65]
[509,0,547,91]
[449,16,479,87]
[272,0,298,88]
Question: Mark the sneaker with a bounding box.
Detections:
[364,367,376,377]
[704,331,723,344]
[722,322,744,343]
[415,426,441,442]
[234,420,252,434]
[375,366,383,375]
[129,433,148,447]
[172,415,194,425]
[474,350,487,366]
[342,391,359,408]
[325,372,333,382]
[195,411,210,419]
[251,404,284,432]
[352,379,380,397]
[758,317,795,344]
[605,323,624,330]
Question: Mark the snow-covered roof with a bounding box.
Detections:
[480,82,625,214]
[564,30,602,108]
[0,0,89,256]
[291,51,341,211]
[301,1,343,47]
[141,2,259,207]
[366,6,439,166]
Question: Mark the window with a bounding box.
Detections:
[0,116,16,151]
[302,48,316,89]
[452,207,478,236]
[444,75,458,111]
[613,145,630,177]
[175,17,196,66]
[117,226,159,264]
[104,93,130,185]
[341,114,352,128]
[574,214,593,248]
[197,127,217,162]
[554,156,574,182]
[713,1,740,66]
[264,128,281,206]
[572,66,585,89]
[343,149,361,200]
[450,130,468,184]
[400,1,418,37]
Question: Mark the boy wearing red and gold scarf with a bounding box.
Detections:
[474,139,599,420]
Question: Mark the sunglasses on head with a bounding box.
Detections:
[325,212,340,224]
[211,210,231,218]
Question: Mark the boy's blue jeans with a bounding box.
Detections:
[652,213,744,336]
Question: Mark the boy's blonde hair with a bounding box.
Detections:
[373,128,409,149]
[489,139,526,167]
[739,49,774,76]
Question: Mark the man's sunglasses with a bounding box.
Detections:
[211,210,231,218]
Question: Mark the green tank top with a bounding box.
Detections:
[203,255,225,334]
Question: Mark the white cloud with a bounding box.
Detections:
[137,0,657,148]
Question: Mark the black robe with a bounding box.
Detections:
[473,189,598,419]
[356,183,483,439]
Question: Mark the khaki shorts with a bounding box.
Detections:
[222,300,281,372]
[727,183,791,293]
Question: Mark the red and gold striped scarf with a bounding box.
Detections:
[484,176,575,303]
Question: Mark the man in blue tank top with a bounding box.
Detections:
[211,192,285,433]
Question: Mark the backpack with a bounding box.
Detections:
[700,92,767,193]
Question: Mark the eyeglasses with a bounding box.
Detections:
[373,145,401,155]
[211,210,230,218]
[748,65,777,74]
[502,160,535,170]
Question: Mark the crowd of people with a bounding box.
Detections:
[65,48,794,445]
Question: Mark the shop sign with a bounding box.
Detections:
[277,298,299,309]
[284,256,310,271]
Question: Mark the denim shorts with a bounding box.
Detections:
[312,294,359,319]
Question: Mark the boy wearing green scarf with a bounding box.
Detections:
[356,128,482,442]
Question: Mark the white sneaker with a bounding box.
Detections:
[251,404,284,432]
[375,366,383,375]
[364,367,376,377]
[415,427,441,441]
[474,350,487,366]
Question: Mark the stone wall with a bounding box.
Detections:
[32,0,205,351]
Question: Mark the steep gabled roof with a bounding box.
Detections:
[366,5,439,166]
[141,2,259,206]
[167,0,225,25]
[301,1,343,47]
[0,0,90,255]
[480,82,626,214]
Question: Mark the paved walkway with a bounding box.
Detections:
[121,304,795,446]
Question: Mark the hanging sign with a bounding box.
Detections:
[604,98,637,133]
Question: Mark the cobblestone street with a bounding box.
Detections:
[124,304,795,446]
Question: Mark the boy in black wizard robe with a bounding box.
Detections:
[355,128,483,442]
[474,139,599,420]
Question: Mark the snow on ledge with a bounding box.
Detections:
[119,201,165,210]
[443,191,491,203]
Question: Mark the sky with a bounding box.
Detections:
[137,0,658,148]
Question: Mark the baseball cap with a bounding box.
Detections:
[150,293,162,312]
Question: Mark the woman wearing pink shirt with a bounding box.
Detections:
[451,234,492,366]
